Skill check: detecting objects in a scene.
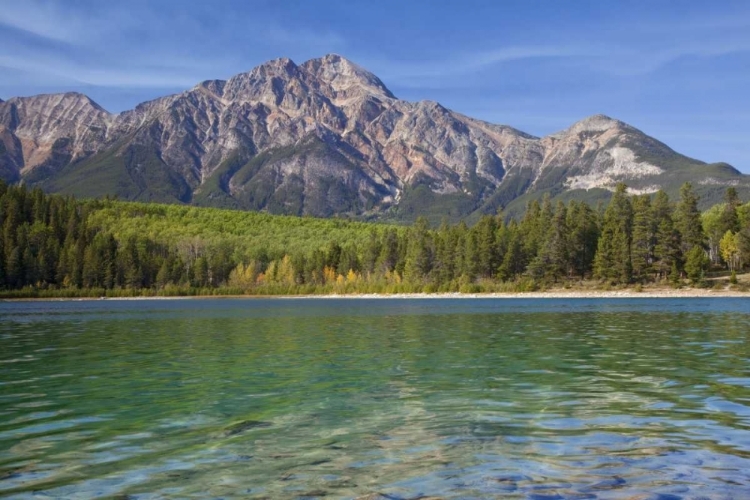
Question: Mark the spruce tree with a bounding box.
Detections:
[630,195,654,281]
[684,246,709,284]
[652,191,681,280]
[499,223,525,281]
[567,201,599,279]
[719,187,740,234]
[674,182,704,255]
[475,215,499,278]
[529,201,569,282]
[404,217,432,282]
[594,183,633,283]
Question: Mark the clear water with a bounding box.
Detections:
[1,298,750,499]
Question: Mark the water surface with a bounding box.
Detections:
[1,298,750,499]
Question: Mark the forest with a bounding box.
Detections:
[0,179,748,297]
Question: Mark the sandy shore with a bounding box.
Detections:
[3,288,750,301]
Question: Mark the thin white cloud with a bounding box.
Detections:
[0,52,203,88]
[595,38,750,76]
[360,45,591,88]
[265,26,346,50]
[0,0,140,44]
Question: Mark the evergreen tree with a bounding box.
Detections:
[652,191,681,280]
[362,230,381,274]
[375,229,399,273]
[674,182,704,255]
[404,217,433,282]
[567,201,599,279]
[594,183,633,283]
[719,187,741,234]
[475,215,499,278]
[684,246,709,284]
[433,222,458,284]
[529,201,569,282]
[630,195,654,281]
[6,246,21,288]
[499,223,525,281]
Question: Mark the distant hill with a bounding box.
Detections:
[1,54,748,222]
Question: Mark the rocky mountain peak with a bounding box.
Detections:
[221,57,305,104]
[552,114,632,138]
[302,53,395,100]
[1,92,112,134]
[7,92,109,113]
[252,57,298,77]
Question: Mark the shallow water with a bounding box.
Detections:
[1,298,750,499]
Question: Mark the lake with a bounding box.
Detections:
[1,298,750,499]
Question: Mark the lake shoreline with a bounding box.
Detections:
[3,288,750,301]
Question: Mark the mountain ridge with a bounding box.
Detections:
[1,54,747,221]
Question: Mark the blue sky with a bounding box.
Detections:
[1,0,749,172]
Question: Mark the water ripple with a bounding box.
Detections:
[1,298,750,498]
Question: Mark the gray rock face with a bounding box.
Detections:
[0,55,747,217]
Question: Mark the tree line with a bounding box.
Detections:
[0,180,748,296]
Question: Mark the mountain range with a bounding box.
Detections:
[1,54,747,222]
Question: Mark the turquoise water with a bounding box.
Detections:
[1,298,750,499]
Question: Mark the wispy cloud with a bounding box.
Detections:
[0,50,214,88]
[0,0,140,44]
[361,45,592,88]
[265,26,346,50]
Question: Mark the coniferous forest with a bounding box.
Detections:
[0,180,749,297]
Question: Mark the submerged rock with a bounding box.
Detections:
[222,419,271,436]
[354,495,444,500]
[297,489,329,498]
[582,475,626,491]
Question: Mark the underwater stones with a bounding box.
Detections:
[222,419,271,436]
[582,475,626,491]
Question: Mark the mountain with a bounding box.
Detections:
[1,54,748,222]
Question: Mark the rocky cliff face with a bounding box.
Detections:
[1,54,747,219]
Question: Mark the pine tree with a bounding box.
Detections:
[529,201,568,282]
[630,195,654,281]
[475,215,498,278]
[719,187,740,234]
[674,182,704,255]
[567,200,599,279]
[362,230,381,274]
[499,223,525,281]
[594,183,633,283]
[404,217,433,282]
[433,223,457,284]
[652,191,681,280]
[684,246,709,284]
[6,246,21,288]
[375,229,399,274]
[461,229,479,281]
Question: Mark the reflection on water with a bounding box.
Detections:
[1,298,750,499]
